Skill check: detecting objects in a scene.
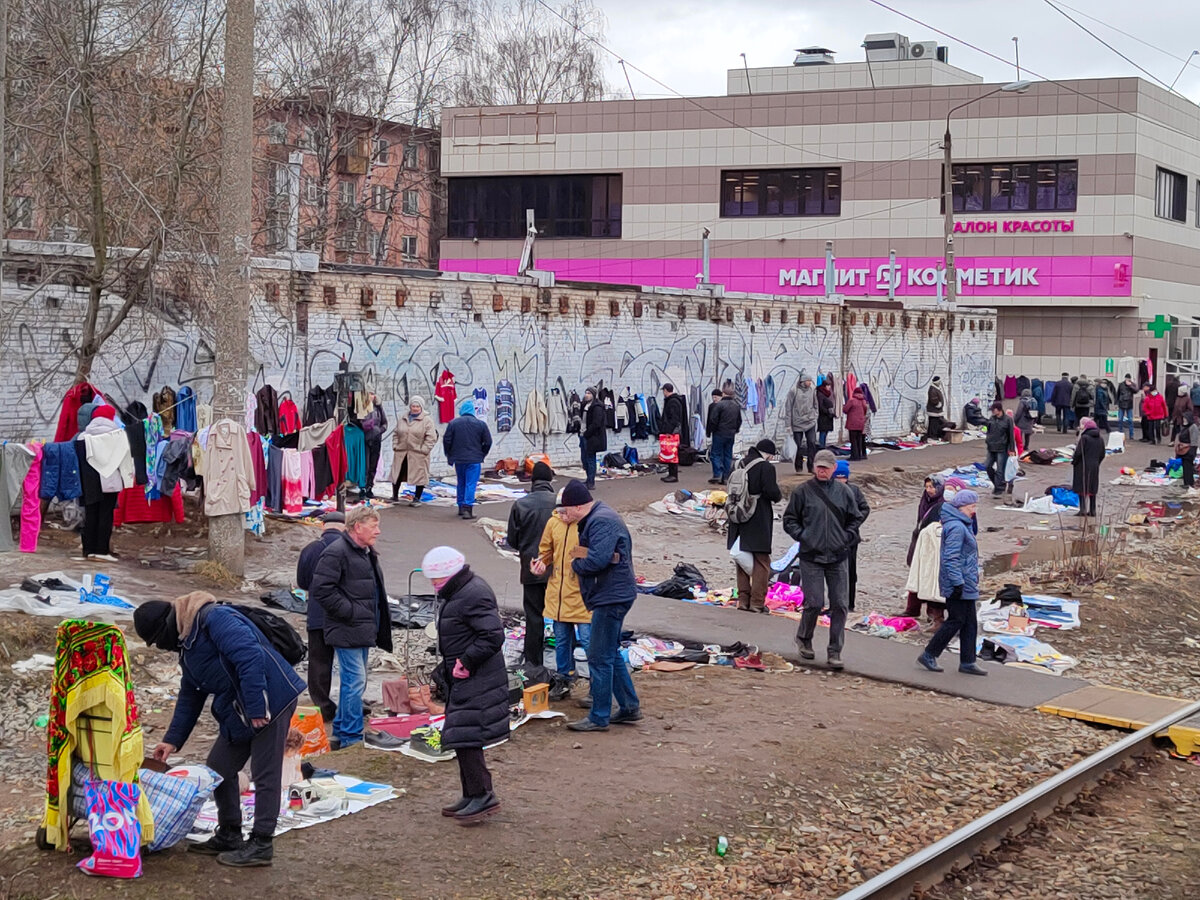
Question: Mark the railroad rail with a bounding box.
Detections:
[837,698,1200,900]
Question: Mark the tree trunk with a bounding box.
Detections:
[209,0,256,576]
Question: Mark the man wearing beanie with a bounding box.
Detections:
[295,511,346,725]
[918,490,987,676]
[984,401,1016,496]
[137,592,305,866]
[727,439,781,612]
[557,480,641,731]
[443,399,492,519]
[506,461,558,665]
[782,449,867,669]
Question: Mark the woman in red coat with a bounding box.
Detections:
[844,387,868,461]
[1141,385,1168,445]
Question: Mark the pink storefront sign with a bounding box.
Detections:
[442,255,1134,298]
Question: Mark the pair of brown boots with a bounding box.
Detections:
[382,676,445,716]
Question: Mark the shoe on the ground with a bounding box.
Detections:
[827,653,844,670]
[454,792,501,825]
[409,500,419,507]
[364,730,405,750]
[917,652,944,672]
[189,825,244,855]
[548,683,571,702]
[610,708,643,725]
[327,737,341,751]
[707,477,721,484]
[585,482,596,490]
[441,795,471,817]
[796,638,815,660]
[661,476,679,483]
[92,553,119,562]
[575,697,593,709]
[959,663,989,676]
[457,507,467,518]
[408,726,455,760]
[217,833,272,867]
[465,508,475,519]
[566,718,609,732]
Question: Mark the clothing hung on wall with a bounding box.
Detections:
[435,369,458,424]
[495,379,516,433]
[153,386,177,433]
[472,387,490,418]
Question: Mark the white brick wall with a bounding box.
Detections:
[0,271,996,477]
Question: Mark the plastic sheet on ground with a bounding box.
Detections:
[649,489,723,517]
[0,572,134,620]
[478,517,520,562]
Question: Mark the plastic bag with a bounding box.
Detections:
[77,778,142,878]
[729,538,754,576]
[1004,455,1018,482]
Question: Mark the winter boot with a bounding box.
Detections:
[442,796,472,817]
[454,792,501,825]
[217,833,273,867]
[796,637,815,660]
[189,825,244,856]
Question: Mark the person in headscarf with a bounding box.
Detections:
[135,592,305,867]
[1071,417,1106,518]
[391,396,437,506]
[902,475,947,628]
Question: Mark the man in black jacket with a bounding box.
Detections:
[580,388,606,489]
[706,387,742,484]
[1116,374,1137,439]
[1049,373,1073,433]
[782,449,867,669]
[506,462,558,665]
[309,506,392,749]
[984,401,1017,497]
[660,383,689,484]
[728,439,781,612]
[296,511,345,725]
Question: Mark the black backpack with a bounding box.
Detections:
[218,602,308,665]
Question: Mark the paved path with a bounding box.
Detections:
[370,432,1144,710]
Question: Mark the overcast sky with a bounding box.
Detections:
[593,0,1200,102]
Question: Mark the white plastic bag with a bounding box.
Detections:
[1004,455,1019,482]
[729,537,754,576]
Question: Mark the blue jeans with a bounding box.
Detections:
[579,437,597,486]
[1118,408,1134,437]
[818,431,828,448]
[711,434,734,480]
[586,602,638,726]
[332,646,369,746]
[553,621,592,676]
[455,463,481,508]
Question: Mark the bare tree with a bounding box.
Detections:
[454,0,608,107]
[6,0,224,382]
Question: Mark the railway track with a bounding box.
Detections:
[836,698,1200,900]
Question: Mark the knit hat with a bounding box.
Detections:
[949,490,979,508]
[421,546,466,581]
[558,479,593,507]
[458,399,475,416]
[834,460,850,479]
[799,369,810,382]
[813,449,837,469]
[133,600,180,652]
[76,401,96,430]
[755,438,777,455]
[531,461,554,482]
[1080,417,1097,431]
[91,404,117,421]
[932,375,941,383]
[409,396,426,411]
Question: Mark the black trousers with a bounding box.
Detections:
[925,597,978,666]
[847,545,859,612]
[1182,450,1196,488]
[208,699,297,838]
[456,746,493,798]
[849,430,866,460]
[364,437,382,496]
[523,581,547,666]
[667,462,678,478]
[1148,419,1162,444]
[307,629,337,725]
[82,493,118,556]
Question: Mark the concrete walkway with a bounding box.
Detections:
[373,437,1100,710]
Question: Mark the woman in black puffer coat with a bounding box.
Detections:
[423,546,508,825]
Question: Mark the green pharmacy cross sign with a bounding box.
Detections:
[1147,314,1173,339]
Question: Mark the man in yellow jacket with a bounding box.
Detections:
[531,506,592,699]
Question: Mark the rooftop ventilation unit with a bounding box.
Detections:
[863,32,910,62]
[793,46,836,66]
[909,40,938,59]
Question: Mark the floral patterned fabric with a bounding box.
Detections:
[43,620,152,850]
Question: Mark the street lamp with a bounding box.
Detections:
[941,79,1031,421]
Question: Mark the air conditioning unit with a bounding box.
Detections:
[909,41,938,60]
[864,32,910,62]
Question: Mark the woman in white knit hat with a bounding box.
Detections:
[422,546,508,824]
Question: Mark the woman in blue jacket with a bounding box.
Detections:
[917,491,988,676]
[135,591,305,868]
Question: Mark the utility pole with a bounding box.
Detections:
[943,125,956,417]
[1,0,8,298]
[209,0,255,576]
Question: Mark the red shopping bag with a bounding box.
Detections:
[658,433,680,464]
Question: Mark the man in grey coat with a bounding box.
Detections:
[785,371,820,474]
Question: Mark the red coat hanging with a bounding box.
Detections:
[434,369,458,424]
[278,397,301,434]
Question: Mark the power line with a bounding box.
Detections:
[1039,0,1175,93]
[1052,1,1200,68]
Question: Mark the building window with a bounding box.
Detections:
[373,137,389,164]
[1156,167,1187,222]
[402,190,420,216]
[447,174,623,239]
[403,143,419,169]
[338,179,357,210]
[9,196,33,230]
[267,122,288,145]
[401,235,418,261]
[721,168,841,217]
[366,228,383,259]
[299,226,320,250]
[304,176,325,206]
[371,185,391,212]
[948,160,1078,213]
[300,126,320,152]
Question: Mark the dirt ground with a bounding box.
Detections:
[0,666,1118,900]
